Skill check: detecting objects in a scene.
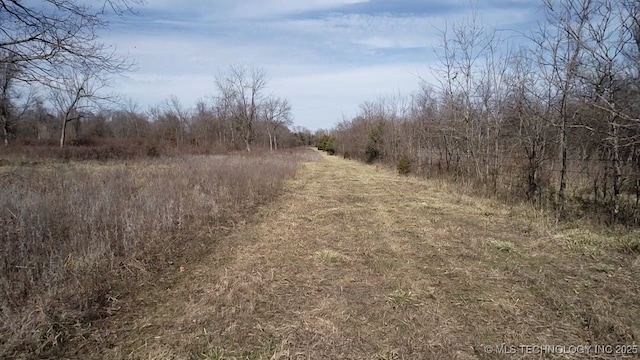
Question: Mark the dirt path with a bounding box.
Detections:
[98,153,639,359]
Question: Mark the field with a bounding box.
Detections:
[2,150,639,359]
[0,150,304,358]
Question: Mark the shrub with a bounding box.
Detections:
[146,145,160,158]
[365,122,384,164]
[365,144,380,164]
[69,138,97,147]
[0,138,153,162]
[397,154,412,175]
[316,135,336,155]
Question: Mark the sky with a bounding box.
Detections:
[104,0,541,130]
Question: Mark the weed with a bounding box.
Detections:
[489,239,515,252]
[387,289,416,307]
[314,249,347,263]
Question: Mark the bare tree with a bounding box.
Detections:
[433,10,498,181]
[2,0,140,147]
[536,0,592,218]
[507,48,553,202]
[212,81,237,147]
[163,95,191,148]
[573,0,640,219]
[191,99,216,146]
[0,0,141,84]
[215,65,267,152]
[50,67,108,147]
[262,97,292,151]
[121,97,148,139]
[0,51,20,145]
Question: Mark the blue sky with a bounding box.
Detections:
[105,0,540,130]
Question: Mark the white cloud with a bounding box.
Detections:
[230,0,370,18]
[100,0,536,130]
[138,0,370,20]
[272,14,438,47]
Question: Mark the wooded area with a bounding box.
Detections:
[0,1,312,156]
[319,0,640,225]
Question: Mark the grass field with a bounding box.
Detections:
[2,150,639,359]
[52,151,638,360]
[0,150,306,359]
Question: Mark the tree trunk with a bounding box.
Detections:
[274,134,278,150]
[60,118,67,148]
[611,121,621,220]
[558,116,568,218]
[2,116,8,146]
[526,148,538,200]
[493,120,500,192]
[268,131,273,151]
[73,118,81,140]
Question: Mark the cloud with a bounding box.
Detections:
[135,0,371,20]
[231,0,371,19]
[100,0,539,130]
[271,14,439,52]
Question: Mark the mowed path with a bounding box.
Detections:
[102,153,639,359]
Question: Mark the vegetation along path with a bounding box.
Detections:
[99,152,639,359]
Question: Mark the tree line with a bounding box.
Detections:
[6,86,312,153]
[0,1,311,152]
[320,0,640,225]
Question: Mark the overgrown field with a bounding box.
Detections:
[0,150,308,358]
[2,150,638,359]
[81,152,639,360]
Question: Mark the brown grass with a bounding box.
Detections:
[0,151,304,358]
[65,151,638,359]
[0,138,245,164]
[67,151,640,359]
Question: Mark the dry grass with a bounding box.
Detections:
[0,151,304,359]
[0,138,241,163]
[21,150,639,359]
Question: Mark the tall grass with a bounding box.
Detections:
[0,153,299,357]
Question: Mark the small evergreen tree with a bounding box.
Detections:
[397,154,412,175]
[365,122,384,164]
[316,135,336,155]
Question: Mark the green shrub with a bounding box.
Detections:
[397,154,412,175]
[365,144,379,164]
[365,122,384,164]
[316,135,336,155]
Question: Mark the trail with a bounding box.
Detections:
[95,153,639,359]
